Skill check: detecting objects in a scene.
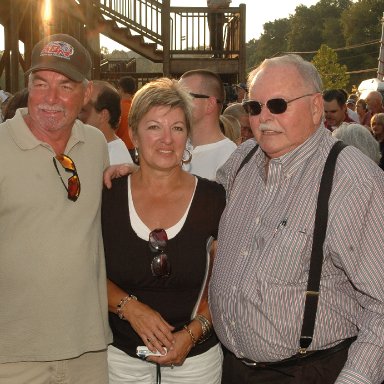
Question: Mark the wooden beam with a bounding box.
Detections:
[162,0,170,76]
[0,51,10,78]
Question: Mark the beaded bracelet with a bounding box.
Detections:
[183,325,197,346]
[116,295,137,320]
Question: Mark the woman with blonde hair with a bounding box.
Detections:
[219,114,241,145]
[102,78,225,383]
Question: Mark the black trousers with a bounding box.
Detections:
[222,342,352,384]
[207,13,226,55]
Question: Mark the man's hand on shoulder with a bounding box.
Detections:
[103,163,138,189]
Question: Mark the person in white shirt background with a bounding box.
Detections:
[179,69,236,180]
[79,80,133,165]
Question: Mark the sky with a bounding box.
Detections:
[0,0,319,51]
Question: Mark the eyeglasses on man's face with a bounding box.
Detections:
[189,92,222,105]
[53,154,81,202]
[242,93,316,116]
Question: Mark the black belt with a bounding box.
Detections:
[240,337,356,369]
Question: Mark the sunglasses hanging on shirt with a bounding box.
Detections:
[149,228,171,278]
[53,154,81,202]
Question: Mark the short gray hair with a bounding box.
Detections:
[332,123,381,164]
[248,54,323,94]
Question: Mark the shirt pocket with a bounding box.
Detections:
[256,226,311,285]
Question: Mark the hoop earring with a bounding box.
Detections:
[181,149,192,165]
[134,147,140,164]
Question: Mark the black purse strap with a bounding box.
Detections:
[299,140,347,353]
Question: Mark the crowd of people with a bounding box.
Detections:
[0,32,383,384]
[320,87,384,170]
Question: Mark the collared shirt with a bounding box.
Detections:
[324,113,355,131]
[209,126,384,384]
[0,108,112,363]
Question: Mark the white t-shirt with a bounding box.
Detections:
[183,137,236,180]
[127,175,197,240]
[347,108,360,123]
[108,138,133,165]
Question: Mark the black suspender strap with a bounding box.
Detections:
[299,141,347,353]
[235,144,259,178]
[234,140,346,354]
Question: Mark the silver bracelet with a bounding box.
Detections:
[116,294,137,320]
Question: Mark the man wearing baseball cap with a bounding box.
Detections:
[0,34,112,383]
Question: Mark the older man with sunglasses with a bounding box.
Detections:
[0,34,112,383]
[209,54,384,384]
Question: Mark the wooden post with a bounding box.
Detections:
[238,3,246,84]
[8,0,20,92]
[162,0,171,77]
[84,0,101,80]
[378,12,384,81]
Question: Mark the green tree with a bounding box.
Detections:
[340,0,383,85]
[288,0,351,53]
[246,38,259,72]
[322,17,345,49]
[341,0,382,45]
[288,5,322,53]
[246,18,290,70]
[312,44,350,89]
[244,0,381,89]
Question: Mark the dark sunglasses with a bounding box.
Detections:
[53,154,81,202]
[242,93,315,116]
[149,228,170,278]
[189,92,222,104]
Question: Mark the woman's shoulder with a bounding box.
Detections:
[196,176,225,197]
[103,175,128,199]
[193,177,226,222]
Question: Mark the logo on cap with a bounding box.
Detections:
[40,41,74,61]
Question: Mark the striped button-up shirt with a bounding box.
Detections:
[209,126,384,384]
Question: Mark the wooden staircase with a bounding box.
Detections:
[96,0,163,61]
[0,0,246,93]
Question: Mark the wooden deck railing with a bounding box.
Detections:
[0,0,246,92]
[95,0,244,58]
[169,6,243,57]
